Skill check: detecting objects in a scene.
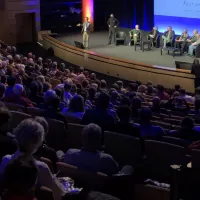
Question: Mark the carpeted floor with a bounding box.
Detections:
[56,31,194,69]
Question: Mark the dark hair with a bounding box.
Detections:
[97,92,110,110]
[30,81,39,95]
[69,66,74,73]
[120,96,131,107]
[43,82,51,93]
[139,107,152,124]
[181,117,194,129]
[64,82,72,91]
[157,85,164,92]
[117,105,132,121]
[54,88,63,99]
[179,89,186,95]
[7,77,16,87]
[175,84,181,91]
[68,95,85,112]
[127,83,137,92]
[82,80,89,89]
[4,156,38,195]
[88,87,96,100]
[1,75,6,84]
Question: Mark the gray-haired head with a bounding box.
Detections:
[44,90,56,104]
[34,117,49,136]
[13,84,24,96]
[82,123,102,151]
[37,75,45,84]
[14,119,45,154]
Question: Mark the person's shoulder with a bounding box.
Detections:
[100,152,115,161]
[66,149,81,155]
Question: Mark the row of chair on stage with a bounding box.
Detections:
[114,26,200,58]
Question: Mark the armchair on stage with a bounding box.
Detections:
[115,31,127,46]
[195,44,200,58]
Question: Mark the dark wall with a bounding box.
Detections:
[94,0,154,31]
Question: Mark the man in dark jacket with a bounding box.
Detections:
[107,14,119,45]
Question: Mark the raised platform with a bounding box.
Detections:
[56,31,194,69]
[41,32,195,93]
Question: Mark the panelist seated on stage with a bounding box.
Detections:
[149,27,159,47]
[188,34,200,57]
[174,29,189,49]
[129,25,141,45]
[161,26,175,48]
[182,30,198,53]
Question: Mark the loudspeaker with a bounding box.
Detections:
[175,61,192,70]
[74,41,84,49]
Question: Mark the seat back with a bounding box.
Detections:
[162,136,192,147]
[191,149,200,168]
[4,102,25,112]
[67,123,85,149]
[27,107,45,117]
[141,32,149,43]
[104,131,142,167]
[45,118,67,151]
[10,111,31,130]
[145,140,186,181]
[57,162,107,190]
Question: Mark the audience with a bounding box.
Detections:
[156,85,170,101]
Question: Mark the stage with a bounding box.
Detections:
[56,31,194,69]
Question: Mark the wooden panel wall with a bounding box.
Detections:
[0,0,40,44]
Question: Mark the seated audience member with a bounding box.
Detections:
[162,26,175,48]
[149,26,159,47]
[135,108,164,139]
[113,106,141,139]
[188,34,200,57]
[100,80,107,93]
[0,83,6,101]
[191,59,200,88]
[70,84,77,97]
[179,88,194,104]
[151,96,161,113]
[59,63,65,72]
[29,82,44,105]
[156,85,170,101]
[0,119,65,200]
[64,123,119,175]
[129,24,141,45]
[110,91,120,107]
[0,107,17,160]
[62,95,85,120]
[120,96,132,107]
[82,92,115,131]
[42,90,67,126]
[5,84,34,107]
[169,117,200,141]
[33,117,58,172]
[49,62,58,76]
[37,75,45,84]
[86,86,96,106]
[63,81,72,106]
[182,30,198,52]
[69,66,77,78]
[174,84,181,92]
[43,82,51,93]
[131,96,142,119]
[136,85,147,101]
[116,80,126,94]
[5,77,16,97]
[174,29,188,49]
[2,156,39,200]
[146,85,155,96]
